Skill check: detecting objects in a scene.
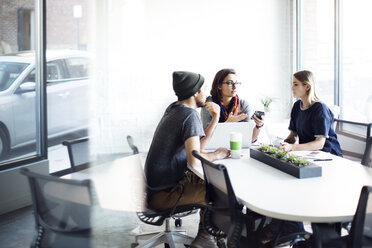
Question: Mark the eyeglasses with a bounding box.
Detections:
[222,80,241,87]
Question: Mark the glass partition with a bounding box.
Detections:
[0,0,93,171]
[45,0,92,174]
[0,1,39,166]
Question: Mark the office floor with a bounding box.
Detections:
[0,205,200,248]
[0,144,199,248]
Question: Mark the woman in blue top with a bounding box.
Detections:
[280,70,342,156]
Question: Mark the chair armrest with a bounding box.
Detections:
[62,137,89,146]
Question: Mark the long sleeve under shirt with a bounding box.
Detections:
[144,102,205,193]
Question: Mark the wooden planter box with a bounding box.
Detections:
[250,148,322,179]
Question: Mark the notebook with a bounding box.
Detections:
[204,121,255,150]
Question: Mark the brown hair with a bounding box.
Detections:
[293,70,320,103]
[210,68,236,101]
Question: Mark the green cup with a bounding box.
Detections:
[230,132,242,159]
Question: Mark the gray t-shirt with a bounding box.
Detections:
[145,102,205,191]
[200,96,252,129]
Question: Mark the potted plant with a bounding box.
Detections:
[258,144,270,152]
[294,157,309,167]
[286,154,298,164]
[251,144,322,178]
[267,147,279,155]
[276,151,288,160]
[261,96,273,113]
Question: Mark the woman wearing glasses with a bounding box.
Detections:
[201,68,264,142]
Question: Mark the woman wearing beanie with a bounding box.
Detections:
[280,70,342,156]
[201,68,264,143]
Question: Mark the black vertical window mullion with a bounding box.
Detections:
[35,0,47,160]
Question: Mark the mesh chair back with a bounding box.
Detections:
[350,186,372,247]
[362,137,372,167]
[335,119,372,162]
[20,168,93,247]
[62,137,90,172]
[21,168,92,232]
[127,135,139,154]
[192,151,241,229]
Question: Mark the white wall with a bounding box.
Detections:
[90,0,293,154]
[0,160,49,215]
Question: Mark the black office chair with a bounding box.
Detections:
[131,158,202,248]
[20,168,93,248]
[52,137,90,176]
[362,137,372,167]
[192,150,269,247]
[192,150,311,248]
[127,135,139,154]
[334,119,372,163]
[311,185,372,248]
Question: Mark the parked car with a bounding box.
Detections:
[0,50,91,161]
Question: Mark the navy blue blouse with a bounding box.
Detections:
[289,100,342,156]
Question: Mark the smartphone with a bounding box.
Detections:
[254,111,265,120]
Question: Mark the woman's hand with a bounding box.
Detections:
[226,112,248,122]
[280,142,294,152]
[204,102,220,119]
[251,114,265,128]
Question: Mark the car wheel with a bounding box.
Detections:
[0,128,10,160]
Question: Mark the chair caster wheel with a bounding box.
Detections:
[175,218,182,227]
[131,242,139,248]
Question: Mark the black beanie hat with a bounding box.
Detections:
[172,71,205,101]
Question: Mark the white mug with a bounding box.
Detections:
[272,137,284,147]
[230,132,242,159]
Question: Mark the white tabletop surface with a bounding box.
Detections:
[189,149,372,223]
[63,154,146,212]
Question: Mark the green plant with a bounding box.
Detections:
[276,151,288,159]
[267,147,279,155]
[295,157,308,166]
[286,154,297,163]
[258,144,270,152]
[261,96,273,109]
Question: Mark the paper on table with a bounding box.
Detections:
[290,151,333,160]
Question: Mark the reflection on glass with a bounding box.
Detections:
[0,2,38,164]
[46,0,92,173]
[0,1,92,168]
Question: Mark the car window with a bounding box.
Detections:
[0,62,29,92]
[65,57,90,79]
[24,69,35,83]
[46,59,67,82]
[24,59,68,85]
[47,63,61,81]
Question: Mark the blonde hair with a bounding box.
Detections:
[293,70,320,104]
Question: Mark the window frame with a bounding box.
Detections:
[0,0,47,170]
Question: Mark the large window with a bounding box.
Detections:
[342,0,372,122]
[0,2,40,167]
[46,0,92,174]
[0,0,92,171]
[300,0,335,107]
[298,0,372,123]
